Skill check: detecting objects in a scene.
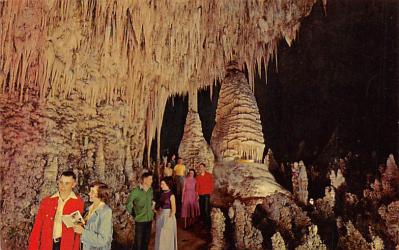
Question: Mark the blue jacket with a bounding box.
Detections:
[81,204,113,250]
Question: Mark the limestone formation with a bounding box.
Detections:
[314,186,335,219]
[337,220,369,250]
[381,154,399,197]
[213,161,285,200]
[39,156,59,200]
[0,93,144,249]
[231,199,264,250]
[271,232,287,250]
[211,69,265,162]
[378,201,399,245]
[264,148,280,172]
[1,0,317,158]
[1,0,320,248]
[297,161,308,205]
[178,108,215,173]
[261,193,311,241]
[295,225,327,250]
[330,168,346,189]
[210,208,226,250]
[292,162,300,195]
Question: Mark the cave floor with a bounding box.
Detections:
[148,217,211,250]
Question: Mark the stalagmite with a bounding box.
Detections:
[271,232,287,250]
[378,201,399,245]
[295,225,327,250]
[264,148,279,171]
[315,186,335,219]
[297,161,308,205]
[178,88,215,172]
[330,169,346,189]
[337,220,370,250]
[381,154,399,196]
[210,208,226,250]
[211,68,265,162]
[292,162,300,196]
[210,64,287,249]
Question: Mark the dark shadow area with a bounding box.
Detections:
[254,0,398,167]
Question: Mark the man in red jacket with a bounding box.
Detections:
[28,170,84,250]
[196,163,214,229]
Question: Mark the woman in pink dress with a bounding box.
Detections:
[181,169,200,229]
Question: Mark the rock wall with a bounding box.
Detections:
[0,92,146,249]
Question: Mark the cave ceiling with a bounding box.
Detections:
[1,0,318,152]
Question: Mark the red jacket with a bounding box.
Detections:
[196,172,214,195]
[28,194,84,250]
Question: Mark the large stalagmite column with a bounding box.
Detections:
[211,68,265,162]
[210,65,287,249]
[178,87,215,172]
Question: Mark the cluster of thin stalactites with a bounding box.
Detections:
[0,0,318,159]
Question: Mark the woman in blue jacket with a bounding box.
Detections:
[74,181,113,250]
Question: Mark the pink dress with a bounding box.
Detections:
[181,177,200,218]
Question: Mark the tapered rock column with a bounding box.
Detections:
[211,69,265,162]
[178,87,215,172]
[211,67,286,250]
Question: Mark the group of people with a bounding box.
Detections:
[28,158,214,250]
[127,158,214,250]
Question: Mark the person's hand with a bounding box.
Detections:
[73,225,84,234]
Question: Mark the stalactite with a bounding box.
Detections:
[1,0,316,147]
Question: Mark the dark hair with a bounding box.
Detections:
[161,177,174,191]
[90,181,110,202]
[199,163,205,167]
[141,172,153,180]
[188,168,196,177]
[61,170,76,180]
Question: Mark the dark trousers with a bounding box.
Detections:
[52,241,60,250]
[199,194,211,228]
[133,221,152,250]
